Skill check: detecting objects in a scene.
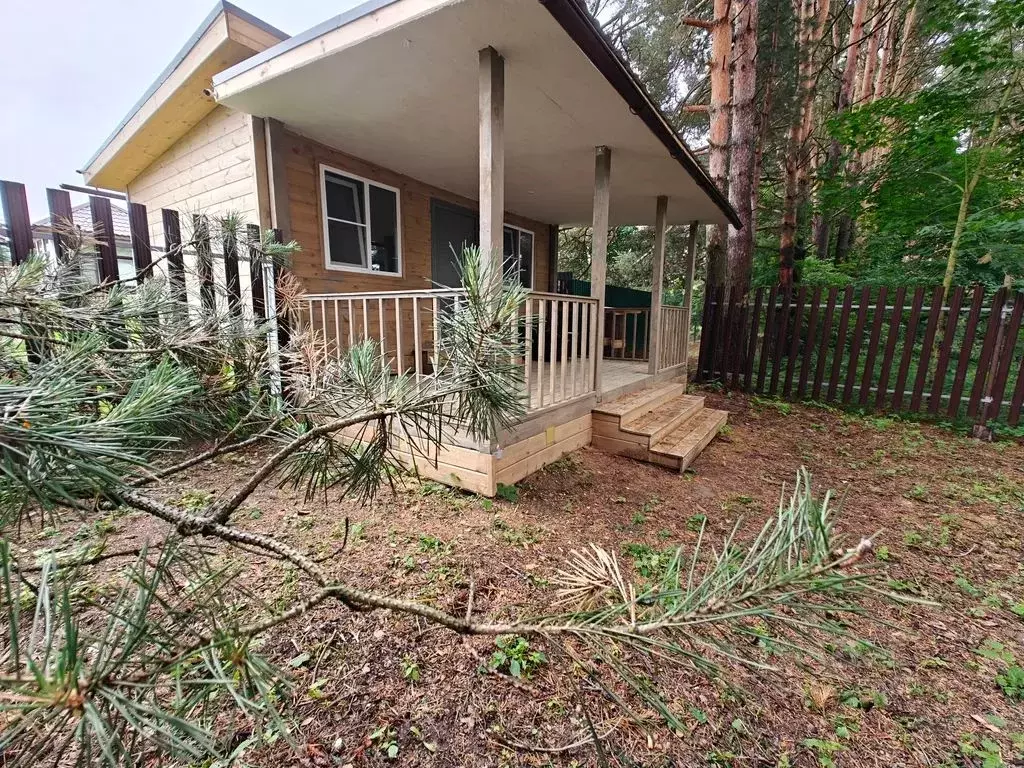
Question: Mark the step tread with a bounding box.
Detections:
[620,394,705,436]
[592,382,686,417]
[650,408,729,459]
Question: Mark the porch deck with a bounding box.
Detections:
[527,358,650,410]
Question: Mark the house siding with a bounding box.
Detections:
[280,130,553,295]
[126,105,260,245]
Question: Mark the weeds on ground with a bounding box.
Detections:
[487,636,546,679]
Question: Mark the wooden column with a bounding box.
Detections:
[264,117,292,240]
[479,46,505,289]
[591,146,612,394]
[648,195,669,374]
[680,221,699,377]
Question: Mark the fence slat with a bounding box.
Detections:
[796,287,821,399]
[891,286,925,411]
[696,282,715,380]
[985,292,1024,423]
[90,196,119,283]
[1008,343,1024,427]
[706,286,725,380]
[0,180,33,264]
[127,202,152,279]
[812,287,838,401]
[744,288,764,392]
[967,288,1007,419]
[720,287,739,381]
[910,285,945,412]
[730,293,748,390]
[859,286,888,406]
[223,230,242,313]
[757,286,778,392]
[928,286,963,414]
[192,215,214,312]
[163,210,185,296]
[46,188,74,265]
[842,286,871,404]
[827,286,854,402]
[875,286,906,410]
[247,224,266,319]
[769,289,792,396]
[947,285,985,418]
[783,286,806,397]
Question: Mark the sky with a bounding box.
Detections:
[0,0,357,222]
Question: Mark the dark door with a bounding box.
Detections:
[431,199,478,289]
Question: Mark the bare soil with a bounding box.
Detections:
[59,389,1024,766]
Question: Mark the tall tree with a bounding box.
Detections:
[727,0,761,289]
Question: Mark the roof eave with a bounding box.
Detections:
[538,0,741,229]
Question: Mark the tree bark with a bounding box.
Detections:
[779,0,831,284]
[706,0,733,288]
[727,0,759,292]
[892,0,918,95]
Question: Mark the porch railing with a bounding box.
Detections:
[658,305,689,370]
[604,307,649,361]
[300,289,599,413]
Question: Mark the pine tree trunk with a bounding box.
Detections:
[706,0,733,287]
[727,0,759,291]
[779,0,830,284]
[892,0,918,94]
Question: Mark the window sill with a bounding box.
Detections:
[325,262,402,278]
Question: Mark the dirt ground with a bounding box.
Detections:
[59,389,1024,766]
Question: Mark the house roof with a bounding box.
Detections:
[80,1,287,189]
[32,202,132,245]
[211,0,740,228]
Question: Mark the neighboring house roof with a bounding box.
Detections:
[80,1,287,189]
[32,202,132,246]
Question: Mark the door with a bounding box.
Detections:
[431,200,478,289]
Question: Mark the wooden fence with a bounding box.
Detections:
[696,284,1024,426]
[0,179,282,330]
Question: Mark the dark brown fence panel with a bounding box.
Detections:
[694,282,1023,427]
[128,202,153,278]
[812,287,838,400]
[967,288,1007,419]
[0,180,33,265]
[843,286,870,404]
[162,209,185,295]
[827,286,854,402]
[90,196,120,283]
[985,293,1024,423]
[223,230,242,314]
[891,286,925,411]
[248,224,267,320]
[947,285,985,417]
[46,188,75,265]
[929,286,963,414]
[784,286,806,397]
[193,215,215,313]
[910,286,945,412]
[859,286,888,406]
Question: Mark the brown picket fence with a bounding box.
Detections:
[0,178,285,335]
[695,284,1024,426]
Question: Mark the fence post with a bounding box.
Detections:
[45,188,75,266]
[127,202,152,280]
[161,210,185,297]
[90,196,119,284]
[0,180,33,265]
[193,215,214,313]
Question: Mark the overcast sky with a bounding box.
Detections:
[0,0,358,221]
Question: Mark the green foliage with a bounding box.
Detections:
[996,666,1024,700]
[487,636,547,679]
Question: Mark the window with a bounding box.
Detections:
[503,224,534,289]
[321,165,401,275]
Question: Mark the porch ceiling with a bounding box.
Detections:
[213,0,733,227]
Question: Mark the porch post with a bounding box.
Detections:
[479,46,505,289]
[591,146,612,394]
[681,221,699,378]
[648,195,669,375]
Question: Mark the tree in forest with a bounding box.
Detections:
[0,215,905,764]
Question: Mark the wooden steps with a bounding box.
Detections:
[592,382,727,472]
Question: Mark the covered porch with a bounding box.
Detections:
[211,0,738,492]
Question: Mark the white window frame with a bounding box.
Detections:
[319,164,402,277]
[503,222,535,290]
